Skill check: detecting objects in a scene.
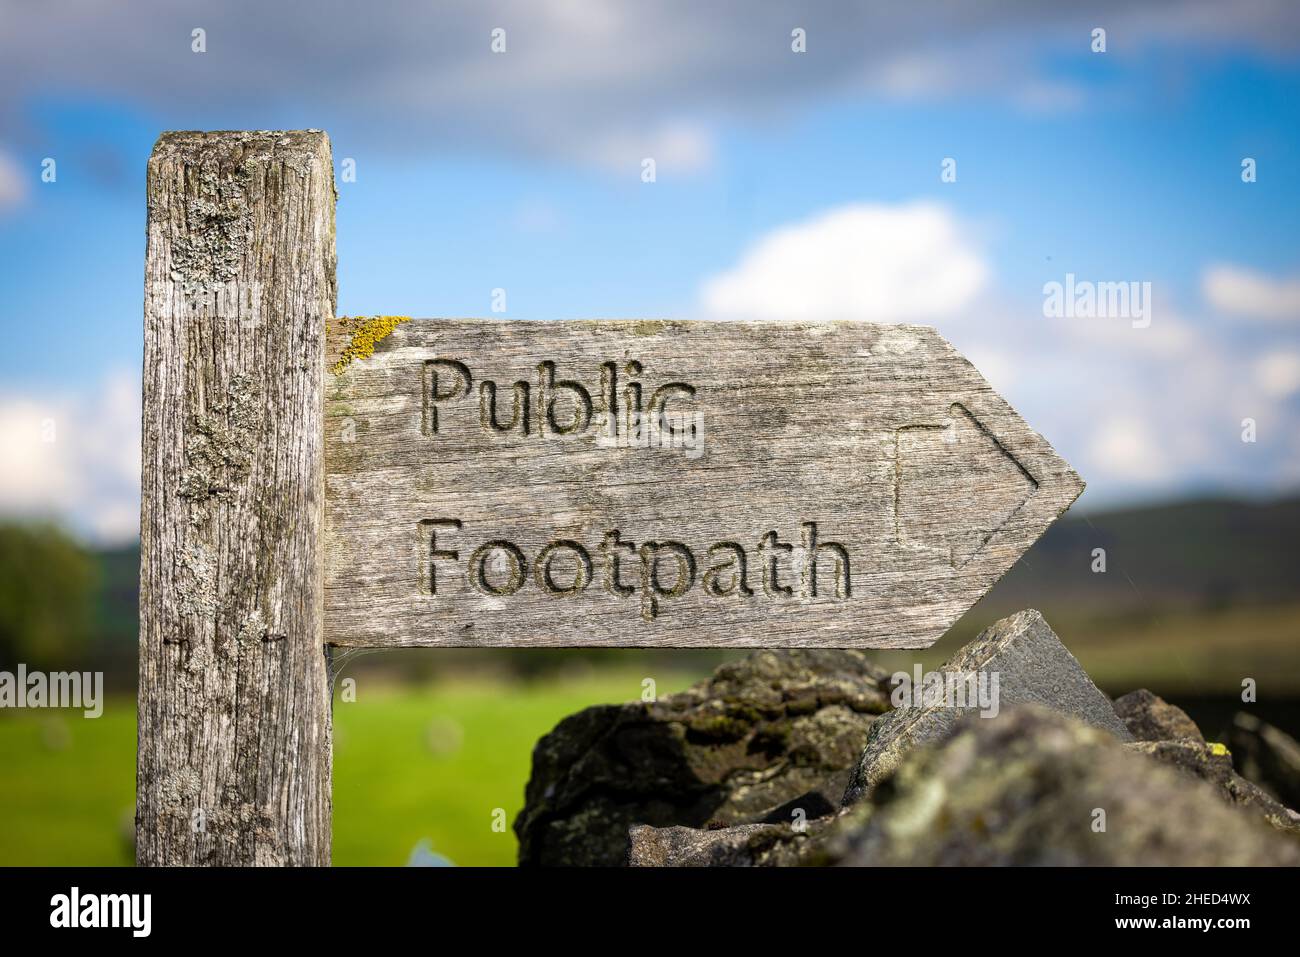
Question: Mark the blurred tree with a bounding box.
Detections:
[0,522,97,667]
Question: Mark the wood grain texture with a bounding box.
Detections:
[324,320,1083,649]
[137,131,335,865]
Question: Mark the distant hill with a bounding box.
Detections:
[899,495,1300,696]
[89,542,139,670]
[971,495,1300,620]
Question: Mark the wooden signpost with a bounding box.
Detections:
[138,131,1082,865]
[325,319,1082,649]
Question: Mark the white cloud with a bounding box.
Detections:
[1202,264,1300,321]
[3,2,1296,169]
[0,372,140,543]
[0,148,26,210]
[582,122,715,175]
[1008,316,1300,501]
[1256,352,1300,399]
[1021,317,1300,501]
[1056,300,1202,359]
[1087,415,1173,484]
[700,202,988,323]
[870,53,964,98]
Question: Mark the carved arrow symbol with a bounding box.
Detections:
[895,403,1041,569]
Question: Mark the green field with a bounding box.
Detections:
[0,669,703,867]
[876,601,1300,697]
[4,599,1299,866]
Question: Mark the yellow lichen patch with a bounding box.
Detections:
[1208,742,1230,757]
[330,315,411,375]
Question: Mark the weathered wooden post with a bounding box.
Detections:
[137,131,335,865]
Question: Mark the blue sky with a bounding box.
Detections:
[1,1,1298,541]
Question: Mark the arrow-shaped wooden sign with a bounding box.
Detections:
[324,318,1082,649]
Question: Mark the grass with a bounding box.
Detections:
[0,668,703,867]
[1046,603,1300,695]
[0,705,136,865]
[4,603,1298,865]
[871,601,1300,697]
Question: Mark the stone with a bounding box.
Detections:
[1113,688,1204,742]
[627,822,815,867]
[514,649,892,866]
[831,706,1300,866]
[630,706,1300,867]
[1227,712,1300,810]
[841,609,1131,805]
[1127,739,1300,836]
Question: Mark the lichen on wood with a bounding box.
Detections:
[330,315,411,374]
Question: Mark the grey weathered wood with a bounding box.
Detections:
[138,131,335,865]
[324,320,1083,649]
